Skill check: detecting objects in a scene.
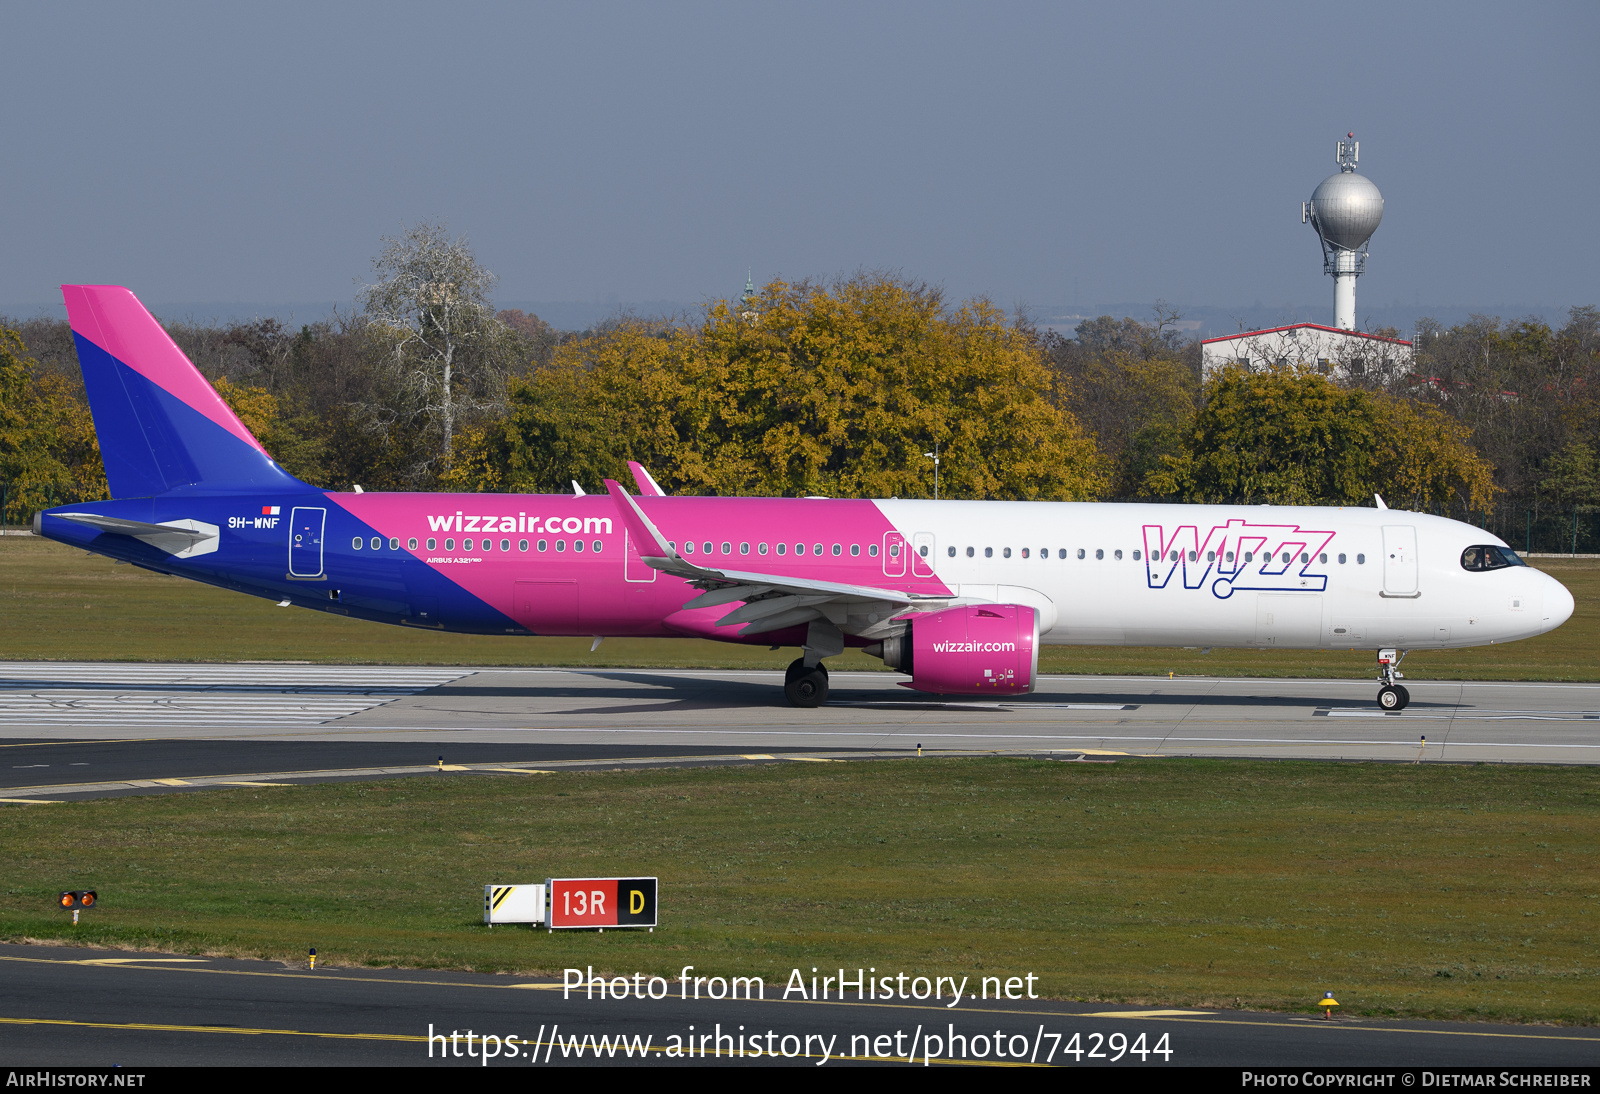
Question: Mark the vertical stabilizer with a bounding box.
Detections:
[61,285,308,498]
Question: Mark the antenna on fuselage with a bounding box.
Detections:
[572,481,587,497]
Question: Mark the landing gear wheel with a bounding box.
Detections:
[1378,684,1408,712]
[1396,684,1410,708]
[784,658,829,708]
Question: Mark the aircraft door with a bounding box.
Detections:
[289,507,326,577]
[513,581,581,634]
[623,530,657,582]
[882,532,907,577]
[912,532,936,577]
[1382,525,1419,596]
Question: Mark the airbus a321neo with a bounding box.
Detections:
[35,286,1574,710]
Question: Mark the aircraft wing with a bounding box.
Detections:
[604,480,944,636]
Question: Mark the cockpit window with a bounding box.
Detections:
[1461,545,1526,572]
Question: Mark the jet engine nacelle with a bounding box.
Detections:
[872,604,1039,695]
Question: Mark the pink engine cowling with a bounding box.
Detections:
[876,604,1039,695]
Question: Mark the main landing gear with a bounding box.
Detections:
[784,658,830,708]
[1376,648,1410,711]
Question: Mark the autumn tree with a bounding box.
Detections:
[1147,362,1496,509]
[1043,307,1201,496]
[449,275,1106,500]
[0,328,107,521]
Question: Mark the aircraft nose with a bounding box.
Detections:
[1543,575,1575,633]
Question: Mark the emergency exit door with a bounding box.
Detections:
[1382,525,1419,596]
[289,507,326,577]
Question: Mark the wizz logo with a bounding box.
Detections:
[1143,519,1335,599]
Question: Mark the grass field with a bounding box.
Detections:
[2,759,1595,1024]
[3,536,1599,679]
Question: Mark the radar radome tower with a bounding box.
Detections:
[1303,133,1384,330]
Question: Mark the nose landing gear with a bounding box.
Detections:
[1376,648,1410,711]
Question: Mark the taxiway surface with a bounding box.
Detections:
[1,663,1598,799]
[1,944,1594,1067]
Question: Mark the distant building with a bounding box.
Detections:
[739,270,759,321]
[1201,322,1412,382]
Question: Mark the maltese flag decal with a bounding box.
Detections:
[262,505,280,516]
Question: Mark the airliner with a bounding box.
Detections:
[34,286,1574,710]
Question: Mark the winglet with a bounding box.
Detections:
[603,479,679,562]
[628,461,667,497]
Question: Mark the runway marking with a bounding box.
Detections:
[0,752,883,798]
[302,726,1600,752]
[1027,704,1142,711]
[1320,709,1600,721]
[0,1016,1030,1066]
[0,798,61,804]
[77,958,208,965]
[0,667,476,731]
[1,956,1595,1045]
[1083,1009,1212,1017]
[0,1015,423,1044]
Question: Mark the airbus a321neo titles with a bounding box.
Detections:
[35,286,1574,710]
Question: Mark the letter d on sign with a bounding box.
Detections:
[618,878,657,927]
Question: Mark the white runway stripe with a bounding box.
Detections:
[0,666,474,729]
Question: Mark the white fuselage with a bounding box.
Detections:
[875,502,1572,651]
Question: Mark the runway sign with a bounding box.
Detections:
[484,883,546,925]
[547,877,657,929]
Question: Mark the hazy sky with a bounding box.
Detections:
[5,1,1595,312]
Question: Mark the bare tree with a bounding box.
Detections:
[357,221,507,473]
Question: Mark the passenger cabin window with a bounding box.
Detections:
[1461,545,1525,571]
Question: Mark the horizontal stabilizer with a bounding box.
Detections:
[52,512,219,559]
